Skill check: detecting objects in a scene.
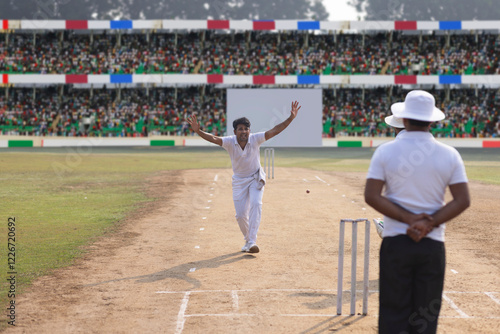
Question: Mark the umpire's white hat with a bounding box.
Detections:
[384,115,404,128]
[391,90,445,122]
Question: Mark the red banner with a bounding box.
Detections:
[207,74,223,84]
[253,21,275,30]
[253,76,275,85]
[395,21,417,30]
[395,75,417,85]
[483,141,500,148]
[66,75,88,84]
[207,20,229,29]
[66,20,88,30]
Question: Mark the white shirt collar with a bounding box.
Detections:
[397,131,434,140]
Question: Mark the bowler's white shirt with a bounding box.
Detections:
[367,131,468,242]
[222,132,266,178]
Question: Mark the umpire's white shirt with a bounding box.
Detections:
[367,131,468,242]
[221,132,266,178]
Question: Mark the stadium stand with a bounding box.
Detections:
[1,20,499,138]
[1,31,499,75]
[1,85,499,138]
[0,85,226,136]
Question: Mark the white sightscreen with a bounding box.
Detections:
[226,89,323,147]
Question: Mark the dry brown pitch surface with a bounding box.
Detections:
[4,168,500,333]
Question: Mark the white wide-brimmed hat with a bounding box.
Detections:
[385,115,404,128]
[391,90,445,122]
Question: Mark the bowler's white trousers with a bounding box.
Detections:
[232,169,265,244]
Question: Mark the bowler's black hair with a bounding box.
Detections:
[408,119,432,127]
[233,117,251,130]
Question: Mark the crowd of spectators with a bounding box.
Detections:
[1,85,499,138]
[1,29,499,138]
[1,30,499,76]
[0,85,226,137]
[322,86,500,138]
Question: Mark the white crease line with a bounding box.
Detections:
[485,292,500,305]
[303,179,309,182]
[205,207,210,209]
[189,268,196,272]
[157,289,498,295]
[315,176,327,183]
[182,313,500,319]
[282,314,344,317]
[439,315,500,319]
[195,246,200,249]
[451,269,458,274]
[208,200,212,203]
[200,228,205,231]
[156,288,378,294]
[442,293,470,318]
[214,175,218,182]
[185,314,255,317]
[176,292,191,334]
[446,291,498,294]
[232,290,239,311]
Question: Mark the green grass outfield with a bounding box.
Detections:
[1,146,499,313]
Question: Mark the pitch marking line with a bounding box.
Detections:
[175,292,191,334]
[166,288,500,333]
[486,292,500,305]
[315,176,327,184]
[158,288,339,294]
[442,293,470,318]
[185,314,255,317]
[158,288,499,294]
[232,290,239,311]
[171,290,500,334]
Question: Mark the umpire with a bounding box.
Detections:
[364,90,470,334]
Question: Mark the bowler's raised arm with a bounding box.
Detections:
[265,101,301,141]
[187,114,223,146]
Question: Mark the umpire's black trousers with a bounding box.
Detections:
[379,235,446,334]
